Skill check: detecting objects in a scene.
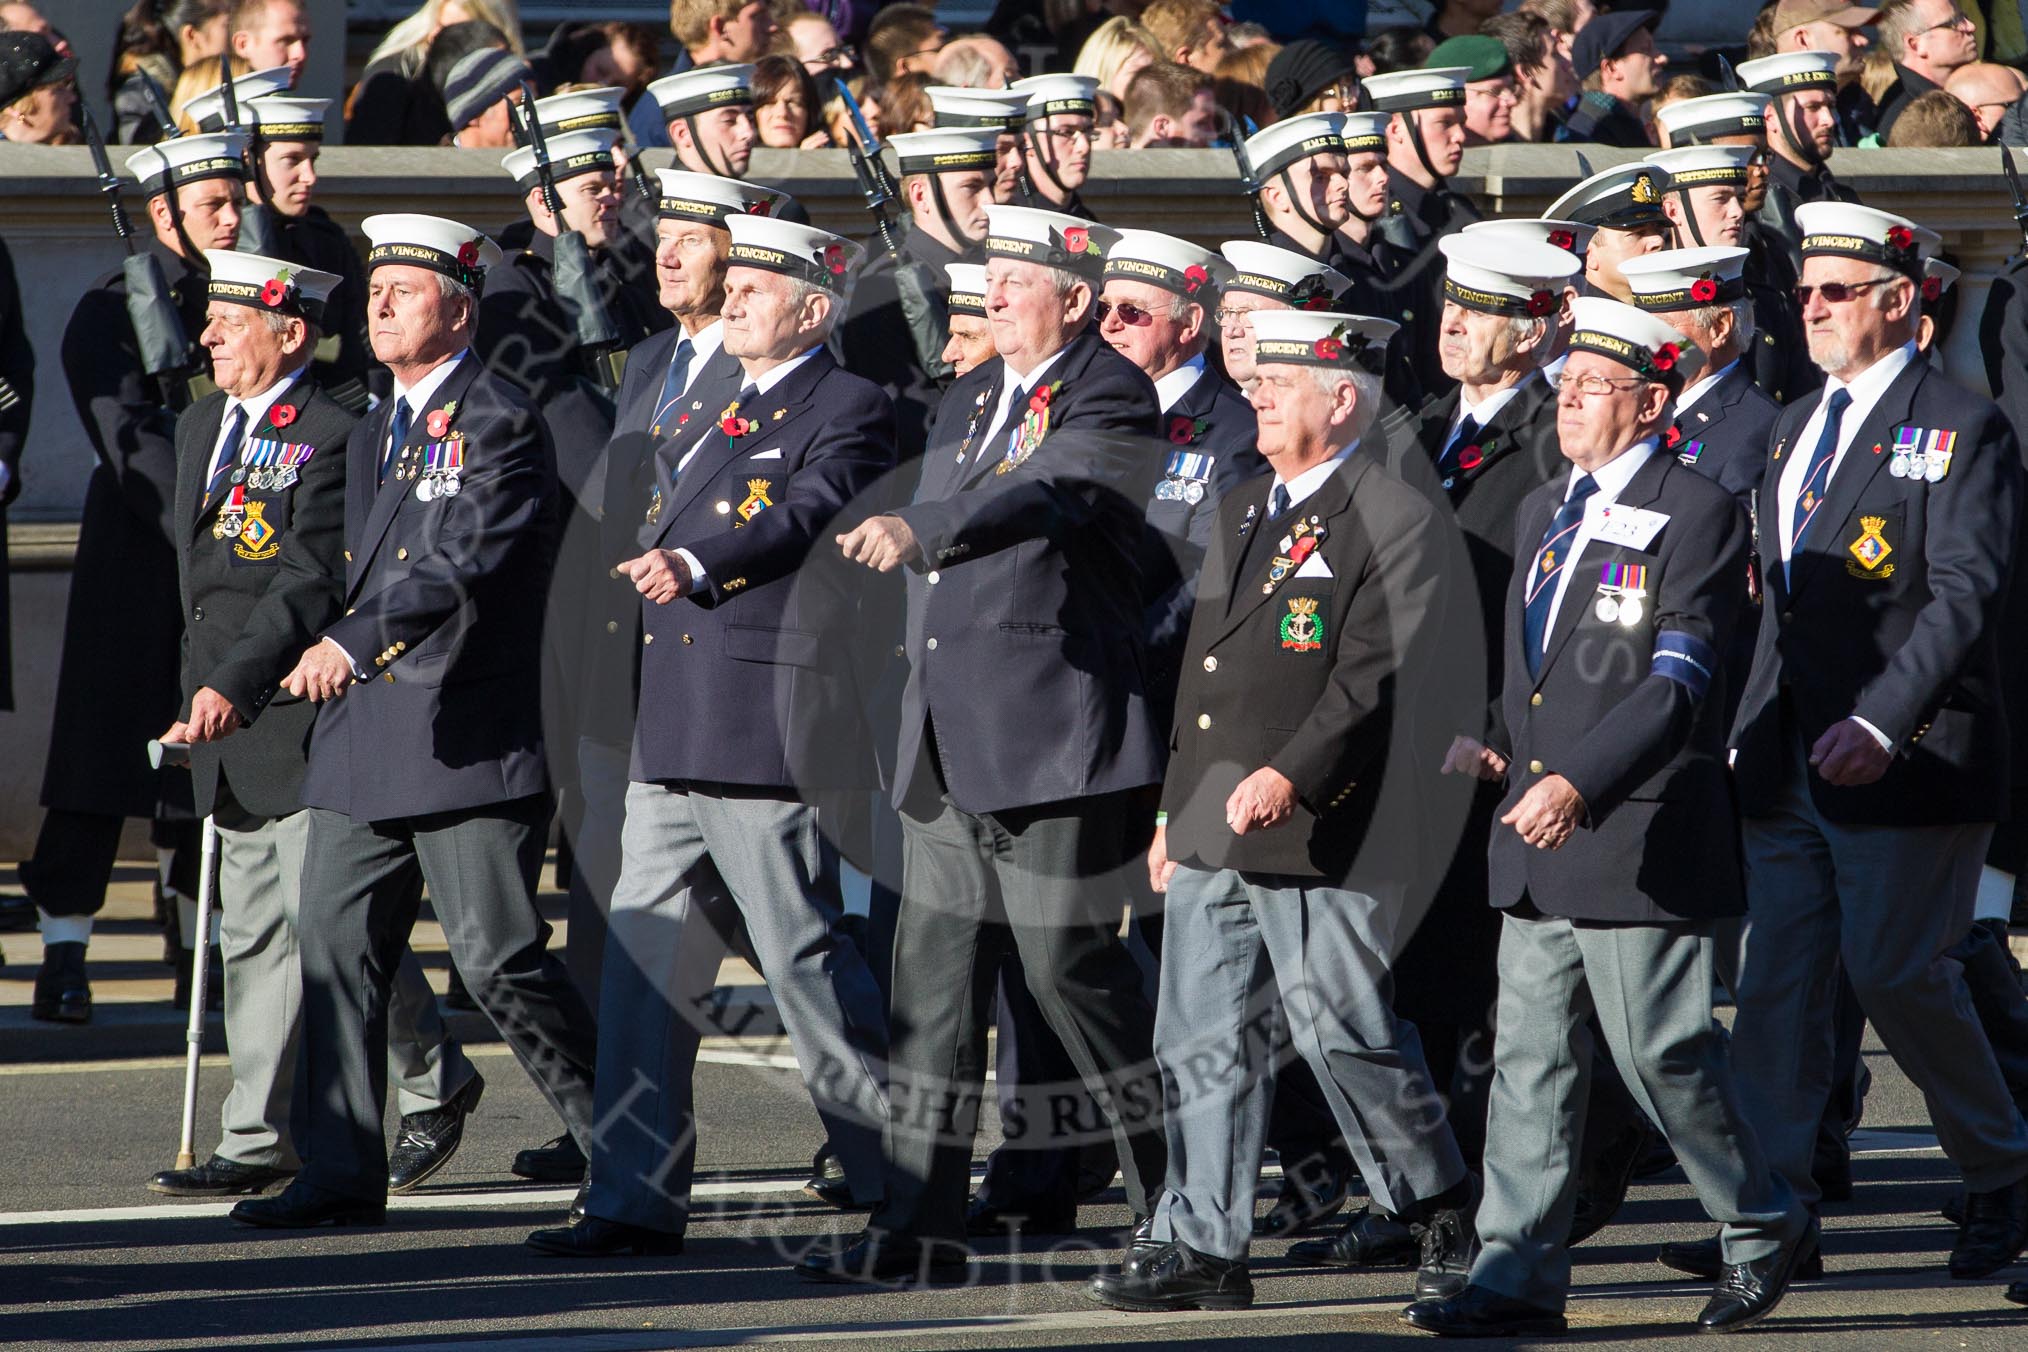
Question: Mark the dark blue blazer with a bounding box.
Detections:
[301,356,558,821]
[1140,363,1264,712]
[890,328,1166,816]
[173,374,353,819]
[577,325,745,748]
[1489,449,1751,923]
[631,346,897,791]
[1732,356,2022,826]
[1670,359,1779,510]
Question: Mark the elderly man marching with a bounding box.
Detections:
[148,251,481,1200]
[232,215,598,1229]
[1706,204,2028,1282]
[1086,308,1478,1313]
[526,213,897,1257]
[1406,298,1809,1338]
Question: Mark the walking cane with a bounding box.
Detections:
[149,738,216,1170]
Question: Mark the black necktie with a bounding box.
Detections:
[649,337,693,437]
[1523,473,1599,678]
[1268,482,1292,518]
[206,404,246,507]
[379,396,412,487]
[1442,413,1482,469]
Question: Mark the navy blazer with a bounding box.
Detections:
[1140,363,1264,711]
[1731,356,2022,826]
[631,346,897,791]
[1671,359,1779,510]
[1489,450,1751,923]
[173,374,353,819]
[301,356,558,821]
[890,328,1166,816]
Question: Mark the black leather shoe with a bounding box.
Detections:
[1414,1192,1482,1301]
[570,1181,589,1225]
[1949,1175,2028,1279]
[965,1192,1076,1236]
[1286,1206,1419,1268]
[2005,1279,2028,1305]
[1660,1232,1823,1283]
[1568,1118,1655,1246]
[387,1073,485,1193]
[805,1147,871,1211]
[527,1214,684,1257]
[442,964,479,1011]
[1942,1188,1966,1226]
[1401,1284,1567,1337]
[32,941,91,1024]
[1812,1131,1854,1204]
[1254,1156,1353,1237]
[794,1229,970,1285]
[1697,1239,1805,1333]
[0,892,36,931]
[230,1180,384,1229]
[150,1156,296,1197]
[512,1133,587,1183]
[1087,1240,1253,1312]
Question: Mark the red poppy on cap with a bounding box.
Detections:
[1886,225,1914,251]
[745,199,773,215]
[1922,275,1942,301]
[1689,277,1718,303]
[260,278,288,307]
[456,240,482,268]
[1064,226,1090,254]
[823,243,847,276]
[1301,292,1332,311]
[1313,336,1343,361]
[1526,289,1554,318]
[1652,342,1680,372]
[1547,229,1576,252]
[270,403,297,429]
[1182,264,1209,294]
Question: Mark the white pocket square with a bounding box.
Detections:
[749,447,784,460]
[1294,554,1333,579]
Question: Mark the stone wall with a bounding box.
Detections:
[0,142,2018,857]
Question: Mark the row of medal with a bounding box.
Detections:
[230,439,315,492]
[1593,561,1649,626]
[1156,451,1213,504]
[389,437,467,501]
[1888,427,1955,482]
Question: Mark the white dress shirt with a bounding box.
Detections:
[1672,356,1740,419]
[1269,440,1360,514]
[674,344,824,588]
[1774,341,1917,753]
[1542,350,1569,390]
[205,370,304,491]
[980,345,1074,459]
[1153,354,1208,413]
[1540,439,1658,643]
[1445,381,1525,458]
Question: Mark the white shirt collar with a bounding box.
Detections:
[1455,380,1524,433]
[1823,339,1917,410]
[1272,440,1359,509]
[391,350,467,415]
[225,368,305,435]
[680,318,724,369]
[1567,437,1658,503]
[1673,356,1739,416]
[1542,350,1569,389]
[990,344,1075,430]
[747,343,823,397]
[1153,354,1207,413]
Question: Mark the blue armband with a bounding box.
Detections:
[1651,631,1717,701]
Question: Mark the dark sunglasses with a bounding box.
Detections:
[1794,278,1895,305]
[1096,299,1159,326]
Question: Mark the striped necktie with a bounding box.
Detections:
[1522,473,1599,678]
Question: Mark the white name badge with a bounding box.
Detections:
[1591,504,1669,551]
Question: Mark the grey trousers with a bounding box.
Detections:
[1472,910,1805,1310]
[584,781,889,1234]
[215,809,470,1167]
[1734,731,2028,1201]
[873,791,1166,1245]
[294,797,599,1202]
[1150,864,1467,1261]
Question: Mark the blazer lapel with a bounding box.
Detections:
[1786,359,1923,603]
[1213,455,1364,646]
[1536,449,1669,684]
[917,369,1003,504]
[652,349,833,547]
[959,334,1096,492]
[352,360,478,597]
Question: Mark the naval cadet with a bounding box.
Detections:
[148,252,480,1201]
[803,204,1169,1284]
[185,72,373,414]
[231,214,598,1230]
[1654,90,1816,408]
[645,64,813,225]
[1716,203,2028,1282]
[526,212,897,1258]
[1408,296,1809,1339]
[493,85,661,299]
[1089,307,1478,1315]
[25,131,244,1024]
[1736,53,1862,271]
[927,85,1029,206]
[1544,162,1674,306]
[1365,66,1475,406]
[1009,73,1101,220]
[840,126,999,461]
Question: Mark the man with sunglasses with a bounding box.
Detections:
[1714,203,2028,1283]
[1737,53,1863,272]
[1874,0,1979,142]
[1410,295,1810,1338]
[1009,73,1100,221]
